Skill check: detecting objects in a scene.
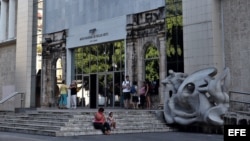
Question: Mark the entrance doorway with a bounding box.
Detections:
[77,72,123,109]
[97,72,123,108]
[98,73,113,107]
[144,44,160,108]
[76,75,90,108]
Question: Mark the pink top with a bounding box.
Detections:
[93,112,105,124]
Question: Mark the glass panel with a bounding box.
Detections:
[113,41,125,71]
[73,40,125,109]
[97,44,108,72]
[98,74,106,107]
[76,75,89,107]
[75,48,83,74]
[106,73,113,107]
[114,72,123,107]
[106,43,114,71]
[90,46,98,73]
[83,47,91,73]
[97,73,114,107]
[166,0,184,73]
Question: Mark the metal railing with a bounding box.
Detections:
[0,92,25,108]
[228,91,250,112]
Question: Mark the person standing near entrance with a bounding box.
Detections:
[145,80,151,109]
[59,80,68,109]
[69,80,77,109]
[122,75,131,109]
[131,81,139,109]
[139,81,148,109]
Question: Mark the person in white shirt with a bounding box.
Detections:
[122,75,131,108]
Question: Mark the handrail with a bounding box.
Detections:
[0,92,25,108]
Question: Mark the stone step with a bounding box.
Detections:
[56,127,172,136]
[0,120,67,126]
[25,112,157,118]
[0,114,165,126]
[0,120,167,130]
[0,122,61,130]
[0,122,171,136]
[0,116,161,124]
[0,109,175,136]
[0,114,160,123]
[0,126,57,136]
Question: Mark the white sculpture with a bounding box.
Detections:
[162,67,230,125]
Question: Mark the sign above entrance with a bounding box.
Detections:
[79,32,109,42]
[67,16,126,49]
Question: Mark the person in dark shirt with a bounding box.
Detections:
[69,80,78,109]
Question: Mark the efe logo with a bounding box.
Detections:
[228,129,246,136]
[224,125,249,141]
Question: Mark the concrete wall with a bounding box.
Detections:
[16,0,37,108]
[222,0,250,92]
[0,0,36,111]
[183,0,250,93]
[43,0,165,33]
[182,0,224,74]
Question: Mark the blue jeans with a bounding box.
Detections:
[59,94,67,107]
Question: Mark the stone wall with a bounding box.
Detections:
[0,41,18,111]
[222,0,250,93]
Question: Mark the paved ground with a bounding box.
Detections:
[0,131,223,141]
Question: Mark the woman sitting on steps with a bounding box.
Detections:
[93,108,111,135]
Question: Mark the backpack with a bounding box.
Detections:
[130,85,136,93]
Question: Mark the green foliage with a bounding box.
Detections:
[74,41,124,74]
[145,45,159,81]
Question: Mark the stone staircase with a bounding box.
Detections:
[0,109,175,136]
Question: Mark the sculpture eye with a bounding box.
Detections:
[185,83,195,93]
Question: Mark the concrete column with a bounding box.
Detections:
[0,0,7,41]
[158,36,166,105]
[126,41,134,81]
[8,0,16,39]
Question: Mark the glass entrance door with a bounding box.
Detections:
[77,72,123,109]
[98,73,114,107]
[76,75,90,108]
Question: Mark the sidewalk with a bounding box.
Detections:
[0,131,223,141]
